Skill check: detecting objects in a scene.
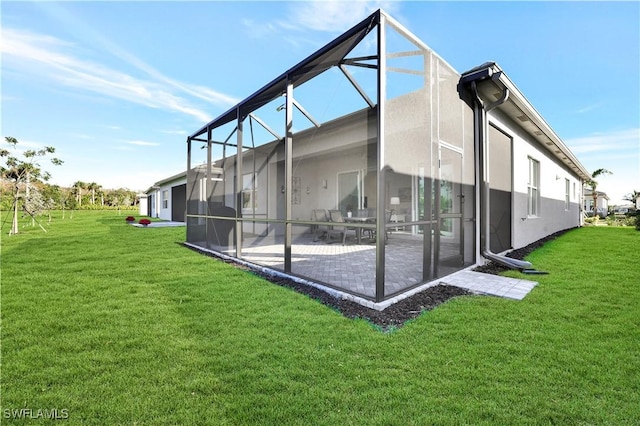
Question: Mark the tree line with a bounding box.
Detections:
[0,181,141,211]
[1,136,140,235]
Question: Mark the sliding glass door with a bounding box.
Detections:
[337,170,362,214]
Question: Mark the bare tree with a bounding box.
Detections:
[24,185,47,228]
[1,137,63,235]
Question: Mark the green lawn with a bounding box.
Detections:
[2,211,639,425]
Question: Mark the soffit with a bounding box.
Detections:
[475,76,590,181]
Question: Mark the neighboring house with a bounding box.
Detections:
[142,171,187,222]
[583,189,609,217]
[138,192,149,216]
[181,9,590,303]
[613,205,636,216]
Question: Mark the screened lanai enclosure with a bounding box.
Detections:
[186,10,475,302]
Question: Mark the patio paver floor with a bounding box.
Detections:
[187,230,538,308]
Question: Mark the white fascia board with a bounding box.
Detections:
[494,72,591,181]
[154,171,187,187]
[144,170,188,194]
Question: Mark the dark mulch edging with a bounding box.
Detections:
[251,272,472,331]
[183,243,473,330]
[183,228,572,330]
[472,227,574,275]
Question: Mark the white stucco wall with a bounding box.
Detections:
[147,175,186,221]
[489,110,583,250]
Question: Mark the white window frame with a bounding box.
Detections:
[565,178,570,210]
[527,157,540,217]
[162,190,169,209]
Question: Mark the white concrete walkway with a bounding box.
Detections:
[131,221,185,228]
[439,270,537,300]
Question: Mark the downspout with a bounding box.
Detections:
[470,74,533,271]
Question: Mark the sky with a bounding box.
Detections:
[2,1,639,205]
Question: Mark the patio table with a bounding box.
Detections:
[344,216,376,244]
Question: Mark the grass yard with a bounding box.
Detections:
[1,211,639,425]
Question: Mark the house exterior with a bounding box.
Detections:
[583,189,609,217]
[142,171,187,222]
[183,9,589,303]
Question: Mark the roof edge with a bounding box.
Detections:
[462,62,591,181]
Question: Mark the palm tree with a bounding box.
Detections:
[623,190,640,208]
[586,168,612,218]
[87,182,101,205]
[72,181,86,207]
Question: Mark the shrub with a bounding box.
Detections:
[139,218,151,226]
[584,217,598,226]
[125,216,135,222]
[606,216,636,227]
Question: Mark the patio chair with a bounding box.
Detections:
[327,210,358,244]
[384,209,392,241]
[356,208,375,240]
[369,209,392,243]
[311,209,330,241]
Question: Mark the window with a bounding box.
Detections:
[242,173,257,211]
[162,190,169,209]
[527,157,539,217]
[565,178,570,210]
[573,182,576,200]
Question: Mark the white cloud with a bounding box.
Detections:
[243,0,398,42]
[285,1,398,33]
[161,129,188,136]
[1,94,22,102]
[564,128,639,155]
[1,137,48,151]
[68,133,94,140]
[0,27,238,124]
[564,128,640,204]
[243,18,280,38]
[576,102,603,114]
[126,140,160,147]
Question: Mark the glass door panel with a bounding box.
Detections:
[436,145,464,276]
[337,171,361,215]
